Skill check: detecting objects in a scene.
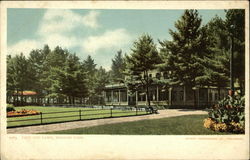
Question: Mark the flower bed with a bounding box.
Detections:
[204,93,245,134]
[7,109,41,117]
[203,118,244,133]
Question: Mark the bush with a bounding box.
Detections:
[7,104,15,112]
[205,94,245,133]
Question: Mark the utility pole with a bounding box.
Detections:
[229,24,234,95]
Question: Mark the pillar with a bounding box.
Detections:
[183,86,186,105]
[111,90,114,105]
[127,90,129,105]
[135,90,138,106]
[169,88,172,105]
[118,89,121,105]
[156,86,159,102]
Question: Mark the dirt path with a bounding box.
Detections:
[7,109,207,134]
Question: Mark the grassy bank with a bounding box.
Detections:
[42,114,235,135]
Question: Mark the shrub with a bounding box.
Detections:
[7,104,15,112]
[205,94,245,133]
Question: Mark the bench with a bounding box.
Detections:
[145,106,159,114]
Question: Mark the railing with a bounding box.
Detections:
[7,107,150,128]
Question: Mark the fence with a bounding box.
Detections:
[7,107,150,128]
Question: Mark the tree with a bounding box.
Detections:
[200,16,230,99]
[28,45,51,103]
[63,53,88,104]
[159,10,211,106]
[7,53,32,105]
[82,55,97,104]
[93,67,111,104]
[41,46,69,103]
[125,34,162,106]
[111,50,126,82]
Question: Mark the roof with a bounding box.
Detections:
[105,83,126,89]
[13,91,37,96]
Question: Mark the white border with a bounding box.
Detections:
[1,1,249,160]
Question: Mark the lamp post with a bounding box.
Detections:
[229,24,234,96]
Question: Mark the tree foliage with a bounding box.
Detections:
[111,50,126,82]
[159,10,211,86]
[125,34,162,106]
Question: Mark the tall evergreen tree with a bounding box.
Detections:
[82,55,97,104]
[111,50,126,82]
[125,34,162,106]
[7,53,32,105]
[93,67,110,104]
[28,45,51,103]
[159,10,211,106]
[200,16,230,99]
[41,46,69,103]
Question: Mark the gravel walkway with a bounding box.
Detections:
[7,109,207,134]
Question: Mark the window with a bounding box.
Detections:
[156,73,161,79]
[215,93,218,101]
[113,91,119,102]
[149,89,157,101]
[209,93,213,101]
[106,91,112,102]
[179,91,184,101]
[163,72,168,79]
[120,90,127,102]
[159,89,168,101]
[138,90,146,101]
[172,91,177,101]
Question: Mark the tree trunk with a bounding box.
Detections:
[21,90,24,106]
[69,96,72,104]
[146,85,151,106]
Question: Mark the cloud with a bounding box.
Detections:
[9,10,102,56]
[82,29,132,54]
[82,11,100,29]
[42,34,79,49]
[8,40,41,57]
[38,10,100,35]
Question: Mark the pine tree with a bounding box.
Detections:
[82,55,97,104]
[111,50,126,82]
[7,53,31,105]
[125,34,162,106]
[159,10,211,106]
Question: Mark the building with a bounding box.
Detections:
[104,71,229,107]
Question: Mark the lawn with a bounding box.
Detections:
[7,106,147,128]
[42,115,235,135]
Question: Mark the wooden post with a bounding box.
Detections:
[40,112,43,124]
[118,89,121,105]
[79,110,81,120]
[110,108,113,117]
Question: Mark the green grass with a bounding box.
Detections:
[7,106,147,127]
[42,115,235,135]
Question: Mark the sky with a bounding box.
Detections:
[7,9,226,70]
